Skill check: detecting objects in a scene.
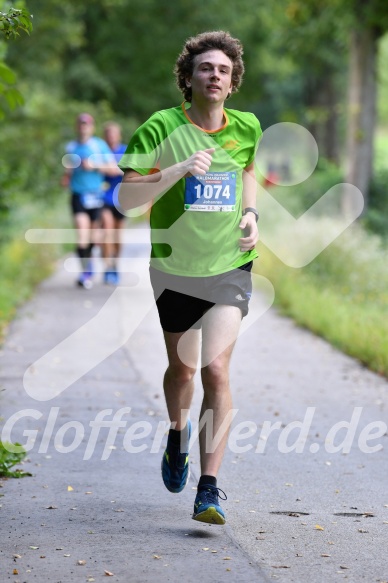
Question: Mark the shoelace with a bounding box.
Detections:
[198,485,227,503]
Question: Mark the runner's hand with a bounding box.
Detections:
[180,148,215,176]
[81,157,94,171]
[239,214,259,251]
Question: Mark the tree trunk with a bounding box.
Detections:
[343,25,378,216]
[322,75,340,165]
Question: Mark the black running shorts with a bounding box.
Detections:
[149,262,253,333]
[103,204,126,221]
[71,193,102,222]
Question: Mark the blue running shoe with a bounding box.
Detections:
[77,272,93,289]
[104,268,120,285]
[192,485,227,525]
[161,420,191,493]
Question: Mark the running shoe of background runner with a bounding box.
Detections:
[104,268,119,285]
[77,272,93,289]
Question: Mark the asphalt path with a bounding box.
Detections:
[0,224,387,583]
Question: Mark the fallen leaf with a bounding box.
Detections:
[29,546,39,550]
[315,525,324,531]
[64,554,71,557]
[153,555,161,559]
[67,486,74,492]
[226,568,231,571]
[77,560,86,565]
[13,569,19,575]
[40,555,46,559]
[272,565,290,569]
[114,508,125,512]
[223,557,232,560]
[202,548,209,551]
[56,547,64,550]
[339,565,349,570]
[85,491,93,495]
[13,554,22,559]
[104,570,114,576]
[321,554,331,557]
[211,550,217,553]
[358,529,368,533]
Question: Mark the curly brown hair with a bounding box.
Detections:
[174,31,245,102]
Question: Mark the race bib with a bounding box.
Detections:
[184,172,237,212]
[80,192,104,209]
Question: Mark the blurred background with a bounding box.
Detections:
[1,0,387,375]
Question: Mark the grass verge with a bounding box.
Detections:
[255,221,388,377]
[0,200,70,342]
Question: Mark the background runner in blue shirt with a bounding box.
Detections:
[101,121,126,285]
[62,113,120,289]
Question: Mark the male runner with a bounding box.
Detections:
[118,31,261,524]
[101,122,126,285]
[62,113,120,289]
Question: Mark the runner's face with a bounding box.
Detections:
[188,50,233,104]
[104,126,121,149]
[77,120,94,141]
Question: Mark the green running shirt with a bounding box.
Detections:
[119,103,262,277]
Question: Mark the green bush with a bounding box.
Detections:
[0,441,31,478]
[363,168,388,238]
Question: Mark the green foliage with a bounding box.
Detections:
[263,159,344,217]
[0,63,24,117]
[0,3,33,118]
[377,34,388,124]
[0,441,32,477]
[363,168,388,238]
[0,6,32,39]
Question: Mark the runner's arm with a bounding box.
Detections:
[81,156,122,177]
[118,148,215,210]
[239,161,259,251]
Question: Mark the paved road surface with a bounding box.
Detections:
[1,225,387,583]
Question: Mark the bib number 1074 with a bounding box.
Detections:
[184,171,237,211]
[194,183,231,200]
